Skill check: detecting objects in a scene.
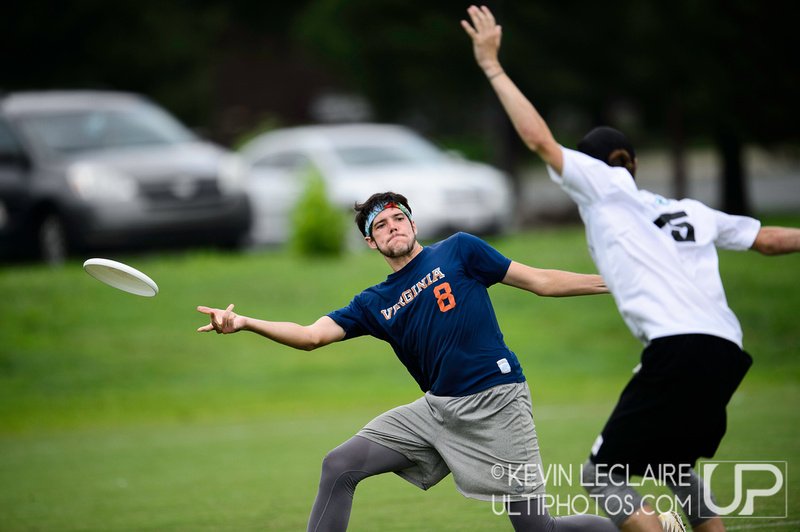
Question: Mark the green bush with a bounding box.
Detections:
[290,168,347,256]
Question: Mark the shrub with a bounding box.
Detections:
[290,168,347,257]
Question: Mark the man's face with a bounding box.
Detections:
[366,207,417,258]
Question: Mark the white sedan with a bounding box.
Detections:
[239,123,514,246]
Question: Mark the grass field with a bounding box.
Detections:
[1,221,798,531]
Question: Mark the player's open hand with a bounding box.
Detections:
[460,5,502,72]
[196,304,245,334]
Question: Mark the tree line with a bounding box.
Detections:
[3,0,797,214]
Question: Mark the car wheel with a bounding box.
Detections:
[38,213,69,265]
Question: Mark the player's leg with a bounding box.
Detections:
[583,338,703,530]
[665,468,723,532]
[435,383,617,531]
[581,458,663,531]
[307,435,414,532]
[507,497,618,532]
[581,459,688,531]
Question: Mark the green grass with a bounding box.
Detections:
[1,222,799,531]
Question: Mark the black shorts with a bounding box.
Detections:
[591,334,752,476]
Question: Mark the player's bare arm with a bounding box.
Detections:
[751,226,800,255]
[502,261,608,297]
[461,5,563,174]
[196,305,345,350]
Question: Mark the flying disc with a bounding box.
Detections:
[83,258,159,297]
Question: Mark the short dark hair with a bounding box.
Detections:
[354,192,413,237]
[577,126,637,178]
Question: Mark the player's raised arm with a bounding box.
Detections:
[501,261,608,297]
[461,5,563,174]
[196,304,345,351]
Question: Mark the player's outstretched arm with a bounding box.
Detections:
[751,226,800,255]
[501,261,608,297]
[460,5,563,174]
[196,304,345,350]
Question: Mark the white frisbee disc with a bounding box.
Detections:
[83,258,159,297]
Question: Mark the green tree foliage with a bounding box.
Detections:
[1,0,227,126]
[292,0,799,213]
[4,0,797,213]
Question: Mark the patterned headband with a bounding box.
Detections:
[364,201,412,237]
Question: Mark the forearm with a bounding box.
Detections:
[752,226,800,255]
[197,304,343,350]
[483,65,557,156]
[502,261,607,297]
[240,318,315,350]
[533,270,608,297]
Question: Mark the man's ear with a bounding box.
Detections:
[365,235,378,249]
[411,220,418,235]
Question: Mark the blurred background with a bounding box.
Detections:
[2,0,799,263]
[2,2,800,530]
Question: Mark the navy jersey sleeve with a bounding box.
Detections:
[456,232,512,286]
[327,296,369,340]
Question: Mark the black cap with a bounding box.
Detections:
[577,126,636,164]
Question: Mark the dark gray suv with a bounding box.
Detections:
[0,90,251,263]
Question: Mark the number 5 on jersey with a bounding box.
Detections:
[433,282,456,312]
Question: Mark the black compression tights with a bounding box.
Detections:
[307,435,617,532]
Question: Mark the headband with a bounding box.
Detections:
[364,201,412,237]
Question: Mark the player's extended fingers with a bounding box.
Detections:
[223,304,235,330]
[480,5,496,26]
[460,18,477,38]
[197,323,215,333]
[470,5,493,31]
[197,305,222,329]
[467,5,484,27]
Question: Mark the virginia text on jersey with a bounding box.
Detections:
[380,267,446,320]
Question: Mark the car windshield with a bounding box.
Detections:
[16,102,195,154]
[333,136,444,167]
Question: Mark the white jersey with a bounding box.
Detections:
[548,147,761,347]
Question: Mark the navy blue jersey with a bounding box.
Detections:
[328,232,525,396]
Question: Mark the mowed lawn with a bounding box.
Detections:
[1,221,798,531]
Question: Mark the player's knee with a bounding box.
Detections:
[319,447,365,493]
[321,447,354,476]
[581,459,644,527]
[581,458,600,494]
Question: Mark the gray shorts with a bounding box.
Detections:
[357,381,546,502]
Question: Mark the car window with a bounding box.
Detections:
[252,151,311,172]
[333,137,442,167]
[0,120,24,159]
[15,102,195,154]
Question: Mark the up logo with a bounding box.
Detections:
[700,461,787,518]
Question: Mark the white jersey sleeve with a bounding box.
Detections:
[709,205,761,250]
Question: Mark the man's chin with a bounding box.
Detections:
[378,238,416,258]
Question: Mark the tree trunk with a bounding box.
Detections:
[717,130,750,215]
